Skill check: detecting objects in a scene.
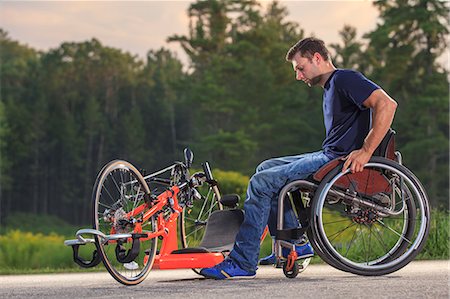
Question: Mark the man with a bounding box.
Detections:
[200,37,398,279]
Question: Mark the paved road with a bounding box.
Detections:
[1,260,448,298]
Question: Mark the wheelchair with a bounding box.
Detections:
[275,129,430,277]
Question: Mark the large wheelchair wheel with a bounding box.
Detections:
[92,160,158,285]
[310,157,430,276]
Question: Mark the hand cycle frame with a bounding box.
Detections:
[65,149,269,285]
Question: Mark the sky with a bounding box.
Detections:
[0,0,381,65]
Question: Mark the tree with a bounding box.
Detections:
[329,25,365,70]
[0,29,40,220]
[364,0,449,208]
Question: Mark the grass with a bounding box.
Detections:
[0,209,447,274]
[259,209,449,264]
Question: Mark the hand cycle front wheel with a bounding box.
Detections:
[310,157,430,276]
[92,160,158,285]
[179,183,223,249]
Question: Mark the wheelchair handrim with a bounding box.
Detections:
[315,162,428,271]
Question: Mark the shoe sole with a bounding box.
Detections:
[201,272,256,280]
[296,254,314,259]
[201,274,256,280]
[226,275,256,280]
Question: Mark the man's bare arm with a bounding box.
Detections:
[342,89,398,173]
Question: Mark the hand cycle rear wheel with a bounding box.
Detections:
[310,157,430,276]
[92,160,158,285]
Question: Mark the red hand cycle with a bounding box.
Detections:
[66,149,274,285]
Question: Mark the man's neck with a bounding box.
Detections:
[319,65,337,88]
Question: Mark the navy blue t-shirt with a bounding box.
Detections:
[322,69,380,159]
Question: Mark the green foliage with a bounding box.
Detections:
[329,25,364,70]
[0,212,80,236]
[0,230,100,272]
[213,169,249,204]
[0,0,448,231]
[363,0,449,208]
[0,209,446,273]
[418,209,449,259]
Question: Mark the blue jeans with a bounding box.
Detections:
[229,150,331,272]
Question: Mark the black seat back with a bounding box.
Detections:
[373,128,396,160]
[199,209,244,252]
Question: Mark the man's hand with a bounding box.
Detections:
[342,148,372,173]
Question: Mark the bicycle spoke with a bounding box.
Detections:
[109,172,122,195]
[99,202,113,210]
[101,184,115,202]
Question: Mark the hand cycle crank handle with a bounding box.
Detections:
[201,162,222,207]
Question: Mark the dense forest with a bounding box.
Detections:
[0,0,448,225]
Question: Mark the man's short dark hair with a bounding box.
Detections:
[286,37,330,61]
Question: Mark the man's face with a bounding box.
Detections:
[291,52,321,87]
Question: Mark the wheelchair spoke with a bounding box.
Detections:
[366,224,372,263]
[371,224,392,258]
[323,219,352,225]
[314,158,430,275]
[343,224,360,258]
[328,221,358,242]
[376,219,413,245]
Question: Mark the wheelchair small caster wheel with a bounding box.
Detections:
[283,261,299,278]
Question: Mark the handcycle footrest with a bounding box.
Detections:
[171,247,210,254]
[69,243,102,268]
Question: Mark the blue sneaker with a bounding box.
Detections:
[200,258,256,280]
[258,253,276,265]
[282,242,314,259]
[259,242,314,265]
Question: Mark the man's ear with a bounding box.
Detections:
[313,52,322,64]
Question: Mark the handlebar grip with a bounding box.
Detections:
[202,162,214,181]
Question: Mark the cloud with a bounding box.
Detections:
[0,1,191,61]
[1,0,379,64]
[281,1,379,42]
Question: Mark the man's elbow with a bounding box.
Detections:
[388,98,398,113]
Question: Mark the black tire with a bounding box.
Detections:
[92,160,158,285]
[283,260,300,278]
[310,157,430,276]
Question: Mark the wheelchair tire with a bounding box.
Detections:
[92,160,158,285]
[310,157,430,276]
